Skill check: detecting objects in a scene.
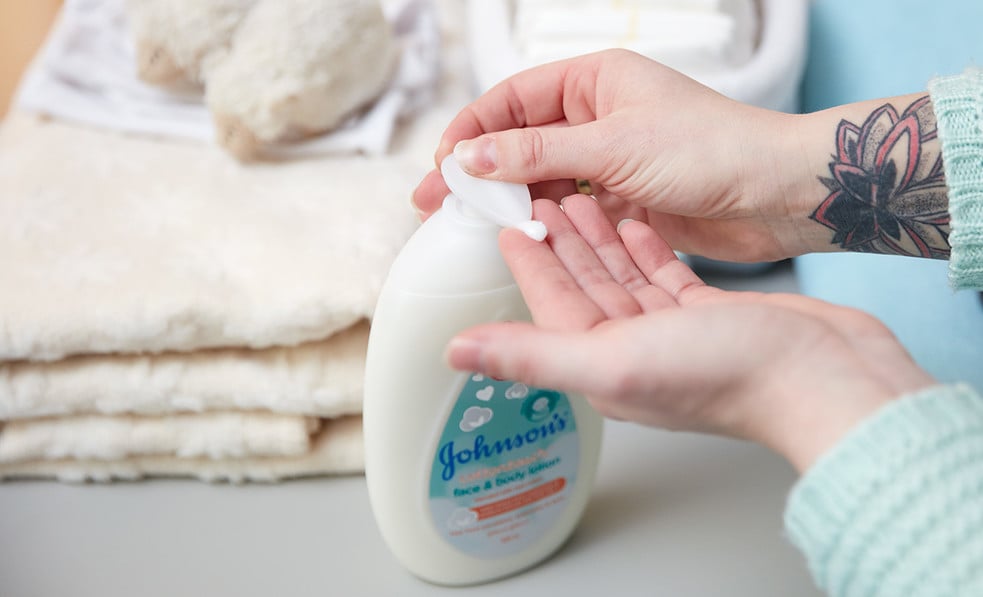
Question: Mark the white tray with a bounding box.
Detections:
[465,0,809,113]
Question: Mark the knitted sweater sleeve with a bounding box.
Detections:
[784,384,983,596]
[929,68,983,289]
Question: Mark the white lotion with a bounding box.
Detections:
[363,156,603,585]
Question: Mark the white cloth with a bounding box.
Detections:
[0,113,419,362]
[15,0,440,157]
[0,412,320,462]
[0,416,364,483]
[0,0,473,483]
[0,322,368,420]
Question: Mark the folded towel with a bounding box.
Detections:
[0,111,419,362]
[15,0,440,157]
[0,0,470,483]
[0,415,363,483]
[0,412,320,463]
[0,322,367,480]
[0,321,368,421]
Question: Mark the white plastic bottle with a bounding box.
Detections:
[363,156,603,586]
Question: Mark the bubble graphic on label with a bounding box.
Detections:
[460,406,493,431]
[521,390,560,422]
[447,507,478,530]
[472,374,485,382]
[475,385,494,401]
[505,383,529,400]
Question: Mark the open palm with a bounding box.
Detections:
[447,195,933,471]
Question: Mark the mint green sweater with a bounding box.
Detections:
[784,69,983,596]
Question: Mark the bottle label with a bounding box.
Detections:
[428,374,580,558]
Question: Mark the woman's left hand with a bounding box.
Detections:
[446,195,935,471]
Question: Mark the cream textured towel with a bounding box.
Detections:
[0,112,418,362]
[0,416,364,483]
[0,0,470,482]
[0,111,415,479]
[0,321,369,420]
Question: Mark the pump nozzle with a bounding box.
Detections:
[440,155,547,241]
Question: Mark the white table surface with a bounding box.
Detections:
[0,266,821,597]
[0,420,820,597]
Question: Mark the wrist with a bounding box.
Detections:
[761,360,936,474]
[783,93,950,259]
[737,110,827,259]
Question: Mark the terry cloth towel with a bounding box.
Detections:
[0,0,469,482]
[0,0,474,482]
[15,0,440,157]
[0,103,418,480]
[0,416,365,483]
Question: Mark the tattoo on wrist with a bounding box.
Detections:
[811,95,950,258]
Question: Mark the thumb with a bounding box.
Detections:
[453,122,611,184]
[446,322,599,395]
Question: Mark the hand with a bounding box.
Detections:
[413,49,814,262]
[445,194,935,472]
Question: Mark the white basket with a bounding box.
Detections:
[465,0,809,113]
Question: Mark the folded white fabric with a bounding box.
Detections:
[15,0,440,157]
[0,0,470,483]
[0,412,320,462]
[0,106,419,479]
[0,112,419,362]
[0,415,364,483]
[0,321,368,420]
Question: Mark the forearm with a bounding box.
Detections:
[778,93,951,259]
[785,384,983,595]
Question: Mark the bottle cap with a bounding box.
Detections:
[441,155,547,241]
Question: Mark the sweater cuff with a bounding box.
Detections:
[785,384,983,595]
[929,69,983,290]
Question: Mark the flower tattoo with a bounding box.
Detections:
[811,96,950,258]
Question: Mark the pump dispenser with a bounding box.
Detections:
[363,156,603,586]
[440,156,547,241]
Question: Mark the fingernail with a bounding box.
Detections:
[454,138,497,175]
[617,218,635,233]
[410,194,426,221]
[446,337,485,372]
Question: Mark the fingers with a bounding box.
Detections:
[561,195,678,311]
[499,224,608,332]
[534,199,644,320]
[434,56,603,162]
[451,122,613,185]
[411,169,449,219]
[447,322,601,398]
[529,179,579,203]
[411,171,577,221]
[617,219,717,304]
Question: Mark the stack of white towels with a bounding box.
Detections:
[0,0,448,482]
[0,108,425,481]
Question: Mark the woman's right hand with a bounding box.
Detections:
[413,49,815,263]
[414,49,950,263]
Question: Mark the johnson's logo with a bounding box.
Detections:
[437,411,567,481]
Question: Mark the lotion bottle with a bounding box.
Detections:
[363,156,603,585]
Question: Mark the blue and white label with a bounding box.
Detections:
[428,374,580,558]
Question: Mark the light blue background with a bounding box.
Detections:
[795,0,983,391]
